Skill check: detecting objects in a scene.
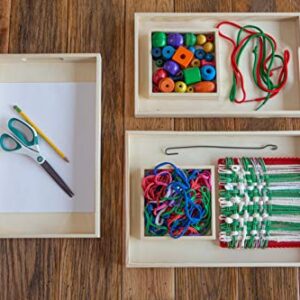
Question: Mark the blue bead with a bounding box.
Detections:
[170,71,183,81]
[205,53,214,62]
[200,65,216,81]
[151,47,162,59]
[195,49,206,60]
[162,45,175,60]
[188,46,196,54]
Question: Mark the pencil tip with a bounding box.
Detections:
[64,157,70,163]
[13,105,21,113]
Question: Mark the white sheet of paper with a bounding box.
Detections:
[0,83,97,212]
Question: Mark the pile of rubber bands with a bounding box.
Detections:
[216,21,290,111]
[142,162,212,239]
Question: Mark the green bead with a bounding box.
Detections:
[152,32,167,48]
[183,67,201,85]
[184,33,196,46]
[155,59,164,67]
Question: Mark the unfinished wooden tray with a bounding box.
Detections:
[135,13,300,117]
[125,130,300,267]
[0,54,101,238]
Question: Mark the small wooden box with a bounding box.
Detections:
[135,13,300,117]
[0,54,101,238]
[148,29,220,100]
[139,166,216,240]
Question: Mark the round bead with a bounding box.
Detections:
[167,33,184,48]
[195,49,206,60]
[205,53,214,62]
[197,34,206,45]
[152,85,160,93]
[162,45,175,60]
[194,81,215,92]
[187,86,194,93]
[155,59,164,67]
[152,32,167,48]
[190,58,201,67]
[200,65,216,81]
[159,77,175,92]
[206,34,214,42]
[184,33,196,47]
[170,71,183,82]
[152,68,168,85]
[188,46,196,54]
[163,60,180,76]
[151,47,162,59]
[175,81,187,93]
[203,42,214,53]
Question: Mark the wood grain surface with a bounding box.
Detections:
[0,0,299,299]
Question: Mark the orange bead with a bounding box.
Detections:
[172,46,194,68]
[159,77,175,92]
[194,81,215,93]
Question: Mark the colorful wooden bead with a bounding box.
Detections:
[155,59,164,67]
[151,47,162,59]
[159,77,175,92]
[190,58,201,67]
[182,67,201,85]
[163,60,180,76]
[153,85,160,93]
[205,53,214,61]
[188,46,196,53]
[187,86,194,93]
[170,71,183,81]
[201,59,216,67]
[152,32,167,48]
[184,33,196,47]
[196,34,206,45]
[195,49,206,60]
[206,34,214,42]
[200,65,216,81]
[175,81,187,93]
[162,46,175,60]
[167,33,183,48]
[203,42,214,53]
[152,68,168,85]
[172,46,194,68]
[194,81,215,93]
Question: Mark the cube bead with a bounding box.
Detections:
[172,46,194,68]
[182,67,201,85]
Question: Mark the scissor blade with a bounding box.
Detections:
[41,160,74,198]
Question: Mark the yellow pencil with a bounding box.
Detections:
[13,105,70,163]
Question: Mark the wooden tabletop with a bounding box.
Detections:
[1,0,300,299]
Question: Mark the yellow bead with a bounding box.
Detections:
[197,34,206,45]
[187,86,194,93]
[175,81,187,93]
[203,42,214,53]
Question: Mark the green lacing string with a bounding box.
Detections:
[228,24,287,111]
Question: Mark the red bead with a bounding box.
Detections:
[206,34,214,42]
[153,85,160,93]
[201,59,216,67]
[152,68,168,85]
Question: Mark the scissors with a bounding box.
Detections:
[0,118,74,198]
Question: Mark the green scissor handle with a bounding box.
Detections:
[0,118,44,164]
[8,118,38,147]
[0,133,22,151]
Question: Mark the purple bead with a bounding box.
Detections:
[167,33,183,48]
[163,60,180,76]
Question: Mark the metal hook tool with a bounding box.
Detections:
[164,144,278,156]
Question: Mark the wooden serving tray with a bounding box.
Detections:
[135,13,300,117]
[125,130,300,267]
